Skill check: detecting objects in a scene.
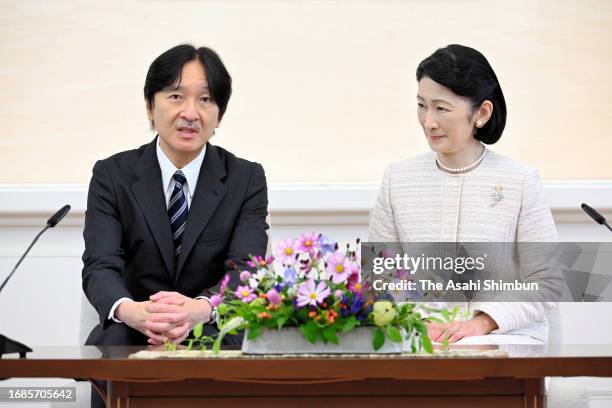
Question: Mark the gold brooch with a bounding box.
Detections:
[491,184,504,206]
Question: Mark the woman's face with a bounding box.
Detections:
[417,76,480,155]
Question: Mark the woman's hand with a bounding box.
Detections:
[427,312,498,343]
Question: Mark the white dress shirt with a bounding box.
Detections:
[108,138,215,323]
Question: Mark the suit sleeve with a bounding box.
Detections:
[202,162,269,296]
[82,160,132,328]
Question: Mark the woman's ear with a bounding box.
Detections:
[475,100,493,128]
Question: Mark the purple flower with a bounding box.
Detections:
[275,238,299,264]
[284,267,297,285]
[235,285,257,303]
[210,294,223,307]
[349,292,365,314]
[347,270,362,292]
[266,288,282,305]
[296,279,330,308]
[327,252,351,284]
[239,270,252,281]
[297,252,313,275]
[318,235,336,256]
[298,233,319,254]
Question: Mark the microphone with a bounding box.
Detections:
[0,204,71,358]
[581,203,612,232]
[47,204,71,227]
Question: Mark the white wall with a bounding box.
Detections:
[1,0,612,183]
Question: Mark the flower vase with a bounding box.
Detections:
[242,326,405,354]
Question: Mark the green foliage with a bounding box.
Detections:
[301,321,319,344]
[172,249,454,354]
[192,323,203,339]
[322,325,339,344]
[386,325,403,343]
[372,328,385,350]
[342,316,358,333]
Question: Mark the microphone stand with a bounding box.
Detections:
[1,205,70,358]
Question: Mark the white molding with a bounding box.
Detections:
[0,181,611,225]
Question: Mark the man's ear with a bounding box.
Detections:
[146,101,155,130]
[145,100,152,120]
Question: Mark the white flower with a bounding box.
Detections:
[248,269,268,288]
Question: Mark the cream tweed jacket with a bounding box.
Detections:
[368,149,558,341]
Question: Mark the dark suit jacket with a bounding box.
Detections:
[82,137,268,344]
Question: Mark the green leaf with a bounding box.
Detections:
[413,321,428,337]
[187,339,194,349]
[212,338,221,354]
[217,303,228,315]
[372,328,385,350]
[341,316,358,333]
[276,315,289,330]
[300,321,318,344]
[386,325,402,342]
[441,309,451,322]
[322,326,339,344]
[448,306,459,322]
[192,322,203,339]
[247,324,262,340]
[420,333,433,353]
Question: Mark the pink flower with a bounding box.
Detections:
[298,233,319,254]
[347,271,362,292]
[247,255,274,269]
[235,285,257,303]
[266,288,282,305]
[296,279,330,308]
[210,294,223,307]
[334,289,343,298]
[220,273,231,292]
[275,238,299,264]
[239,270,252,281]
[327,252,351,284]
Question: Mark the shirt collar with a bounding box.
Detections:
[156,136,206,198]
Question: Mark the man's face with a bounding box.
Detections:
[147,59,220,167]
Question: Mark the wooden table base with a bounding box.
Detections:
[109,377,546,408]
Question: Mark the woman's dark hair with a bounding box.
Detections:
[416,44,506,144]
[144,44,232,121]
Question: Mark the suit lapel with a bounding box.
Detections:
[131,138,175,278]
[176,144,227,280]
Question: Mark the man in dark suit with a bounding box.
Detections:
[82,44,268,348]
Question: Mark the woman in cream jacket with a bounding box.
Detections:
[369,45,559,344]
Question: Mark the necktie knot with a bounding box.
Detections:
[173,171,187,186]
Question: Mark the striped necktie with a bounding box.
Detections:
[168,170,188,257]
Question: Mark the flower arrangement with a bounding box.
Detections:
[184,234,449,354]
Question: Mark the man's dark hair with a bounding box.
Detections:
[416,44,507,144]
[144,44,232,121]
